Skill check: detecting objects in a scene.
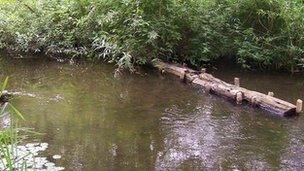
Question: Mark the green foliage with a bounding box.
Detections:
[0,76,26,171]
[230,0,304,71]
[0,0,304,71]
[0,77,24,121]
[0,76,8,97]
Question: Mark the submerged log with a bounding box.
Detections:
[153,60,301,117]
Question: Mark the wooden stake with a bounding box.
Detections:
[161,69,165,74]
[296,99,303,113]
[236,92,243,104]
[268,92,274,97]
[201,68,206,74]
[179,71,185,80]
[251,96,258,105]
[234,77,240,87]
[153,60,299,116]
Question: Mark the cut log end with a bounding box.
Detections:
[236,92,243,104]
[234,77,240,87]
[268,92,274,97]
[161,69,165,74]
[179,71,186,80]
[296,99,303,113]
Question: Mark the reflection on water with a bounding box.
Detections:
[0,54,304,170]
[157,103,219,170]
[280,121,304,170]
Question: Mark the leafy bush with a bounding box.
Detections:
[0,0,304,72]
[230,0,304,71]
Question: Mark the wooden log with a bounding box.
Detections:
[234,78,240,87]
[152,60,299,117]
[296,99,303,113]
[268,92,274,97]
[236,92,243,104]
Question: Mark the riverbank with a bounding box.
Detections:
[1,0,304,72]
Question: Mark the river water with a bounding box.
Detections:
[0,55,304,170]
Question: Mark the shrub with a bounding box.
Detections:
[230,0,304,71]
[0,0,304,72]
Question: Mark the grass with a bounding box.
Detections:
[0,77,27,171]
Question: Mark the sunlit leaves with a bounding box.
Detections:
[0,0,304,71]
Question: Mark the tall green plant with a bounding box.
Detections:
[0,0,304,72]
[0,76,26,171]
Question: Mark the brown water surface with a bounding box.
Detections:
[1,55,304,170]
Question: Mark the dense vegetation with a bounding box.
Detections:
[0,0,304,72]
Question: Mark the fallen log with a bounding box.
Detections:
[153,60,302,117]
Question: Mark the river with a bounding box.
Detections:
[0,55,304,170]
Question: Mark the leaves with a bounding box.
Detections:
[0,76,8,96]
[0,0,304,71]
[8,103,25,121]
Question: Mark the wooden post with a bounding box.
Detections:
[251,96,258,105]
[199,69,205,80]
[179,71,185,80]
[296,99,303,113]
[153,60,299,116]
[236,92,243,104]
[199,68,206,80]
[234,77,240,87]
[268,92,274,97]
[161,69,165,74]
